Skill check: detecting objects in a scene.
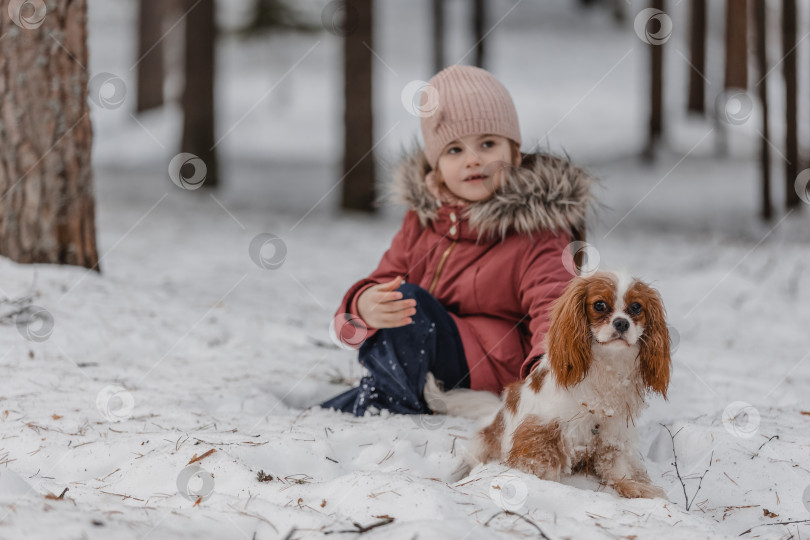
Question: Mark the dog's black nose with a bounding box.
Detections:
[613,318,630,333]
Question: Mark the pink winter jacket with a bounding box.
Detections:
[334,149,594,394]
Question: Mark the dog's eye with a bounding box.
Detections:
[628,302,642,316]
[593,301,607,312]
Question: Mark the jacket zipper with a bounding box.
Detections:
[428,240,457,295]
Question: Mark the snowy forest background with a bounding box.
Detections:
[1,0,810,538]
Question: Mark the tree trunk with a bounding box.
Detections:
[0,0,100,270]
[472,0,486,68]
[137,0,165,113]
[754,0,772,219]
[783,0,799,209]
[724,0,748,90]
[341,0,375,212]
[646,0,665,159]
[687,0,706,113]
[181,0,218,188]
[432,0,445,74]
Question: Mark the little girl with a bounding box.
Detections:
[323,65,594,416]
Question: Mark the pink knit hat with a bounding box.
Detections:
[420,65,521,169]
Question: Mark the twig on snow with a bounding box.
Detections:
[750,435,779,459]
[483,510,552,539]
[187,448,216,465]
[661,423,710,511]
[739,519,810,536]
[44,487,69,500]
[226,503,279,533]
[98,490,143,502]
[323,516,395,535]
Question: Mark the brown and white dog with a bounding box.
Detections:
[425,270,671,499]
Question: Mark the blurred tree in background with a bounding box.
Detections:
[239,0,320,35]
[137,0,165,112]
[687,0,706,114]
[341,0,375,212]
[781,0,800,210]
[181,0,219,188]
[136,0,319,191]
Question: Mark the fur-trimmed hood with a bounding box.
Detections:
[386,147,596,241]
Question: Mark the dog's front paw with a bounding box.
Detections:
[611,479,667,499]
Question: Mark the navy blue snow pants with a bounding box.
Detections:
[321,282,470,416]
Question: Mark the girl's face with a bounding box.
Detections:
[436,134,518,203]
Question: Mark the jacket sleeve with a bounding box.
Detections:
[517,229,574,377]
[333,211,422,349]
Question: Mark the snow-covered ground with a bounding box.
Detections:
[2,0,810,538]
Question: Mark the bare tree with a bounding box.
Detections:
[341,0,375,212]
[181,0,218,188]
[0,0,100,269]
[137,0,165,113]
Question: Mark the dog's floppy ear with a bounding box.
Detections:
[547,276,592,388]
[635,282,671,399]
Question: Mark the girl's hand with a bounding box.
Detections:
[356,276,417,329]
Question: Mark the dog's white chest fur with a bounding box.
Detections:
[505,344,646,463]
